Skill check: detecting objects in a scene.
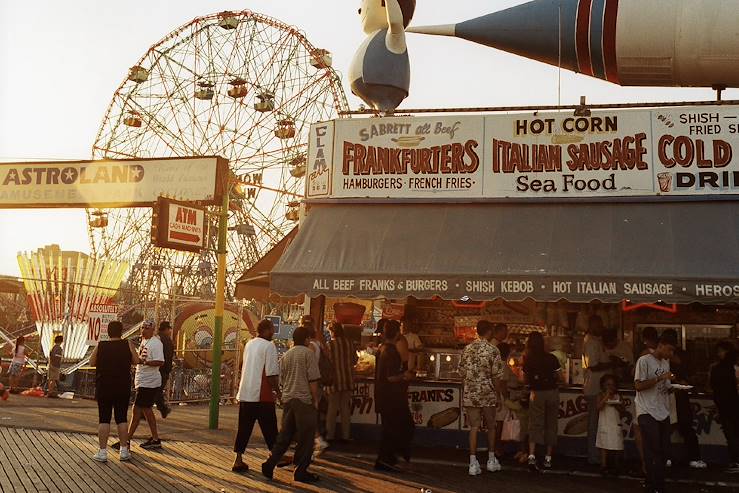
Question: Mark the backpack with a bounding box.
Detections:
[318,348,335,387]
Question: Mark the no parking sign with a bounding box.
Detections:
[87,303,118,346]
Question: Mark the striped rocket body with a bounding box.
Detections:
[408,0,739,88]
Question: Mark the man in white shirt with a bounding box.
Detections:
[127,320,164,450]
[635,335,676,493]
[232,319,280,473]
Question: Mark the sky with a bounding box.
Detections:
[0,0,736,277]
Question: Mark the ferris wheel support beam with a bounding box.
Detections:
[209,189,229,430]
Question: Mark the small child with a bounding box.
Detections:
[596,374,625,475]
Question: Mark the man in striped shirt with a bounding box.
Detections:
[326,322,358,441]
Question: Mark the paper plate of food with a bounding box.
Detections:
[670,384,694,390]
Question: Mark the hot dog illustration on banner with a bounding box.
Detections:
[408,0,739,88]
[349,0,416,113]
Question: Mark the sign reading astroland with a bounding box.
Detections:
[306,106,739,199]
[0,156,228,208]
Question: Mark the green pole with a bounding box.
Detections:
[209,190,229,429]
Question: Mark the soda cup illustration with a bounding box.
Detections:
[658,172,672,193]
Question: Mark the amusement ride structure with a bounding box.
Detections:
[87,10,349,305]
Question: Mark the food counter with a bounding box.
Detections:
[349,376,729,460]
[342,297,736,460]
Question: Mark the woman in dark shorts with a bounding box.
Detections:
[90,320,139,462]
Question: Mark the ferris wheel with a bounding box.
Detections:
[88,10,349,302]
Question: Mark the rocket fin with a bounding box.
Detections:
[406,24,457,37]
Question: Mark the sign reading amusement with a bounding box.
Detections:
[306,106,739,199]
[0,157,228,208]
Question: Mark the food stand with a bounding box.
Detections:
[271,106,739,460]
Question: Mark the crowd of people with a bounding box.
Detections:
[453,316,739,493]
[5,312,738,492]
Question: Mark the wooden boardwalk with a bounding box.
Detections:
[0,428,442,493]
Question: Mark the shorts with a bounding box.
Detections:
[8,362,23,376]
[134,387,160,408]
[98,391,131,424]
[465,406,495,429]
[48,367,60,382]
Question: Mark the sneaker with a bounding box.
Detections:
[487,456,502,473]
[139,438,154,448]
[528,455,540,473]
[92,449,108,463]
[315,436,329,451]
[689,460,707,469]
[110,441,121,451]
[262,461,275,480]
[294,472,320,484]
[141,439,162,450]
[665,459,672,468]
[544,456,553,470]
[468,459,482,476]
[119,448,131,462]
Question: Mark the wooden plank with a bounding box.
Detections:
[29,429,103,493]
[25,429,80,493]
[140,440,230,492]
[3,428,55,493]
[0,428,37,493]
[0,429,23,493]
[62,431,146,493]
[61,432,147,493]
[41,430,109,493]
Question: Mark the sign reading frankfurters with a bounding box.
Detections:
[306,106,739,199]
[309,116,485,198]
[152,197,207,253]
[0,156,227,208]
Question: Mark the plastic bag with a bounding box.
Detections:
[501,409,521,442]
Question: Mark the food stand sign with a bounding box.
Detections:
[0,156,227,208]
[87,303,118,346]
[351,380,378,425]
[408,384,462,430]
[307,105,739,200]
[557,390,728,446]
[153,197,207,253]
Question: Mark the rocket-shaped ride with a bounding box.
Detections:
[408,0,739,88]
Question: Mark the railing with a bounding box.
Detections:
[73,363,236,404]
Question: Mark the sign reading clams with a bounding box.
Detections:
[87,303,118,346]
[306,105,739,199]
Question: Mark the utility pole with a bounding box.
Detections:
[209,189,229,430]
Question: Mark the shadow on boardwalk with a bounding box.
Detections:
[0,427,439,493]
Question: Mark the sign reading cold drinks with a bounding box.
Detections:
[306,106,739,199]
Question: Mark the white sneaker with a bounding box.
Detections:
[666,459,672,468]
[119,448,131,461]
[487,456,502,472]
[689,460,707,469]
[468,459,482,476]
[92,449,108,463]
[314,437,329,455]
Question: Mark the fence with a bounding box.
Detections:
[73,358,237,403]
